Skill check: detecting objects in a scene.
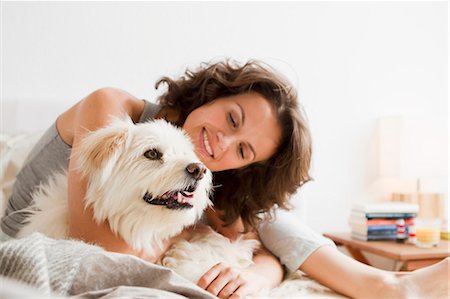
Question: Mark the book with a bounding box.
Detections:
[351,202,419,214]
[351,233,397,241]
[350,211,417,220]
[351,224,397,231]
[351,226,409,236]
[354,230,397,237]
[348,218,415,226]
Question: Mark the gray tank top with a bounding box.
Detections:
[1,100,160,237]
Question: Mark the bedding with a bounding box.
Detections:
[0,131,346,298]
[0,233,345,298]
[0,131,44,214]
[0,232,216,298]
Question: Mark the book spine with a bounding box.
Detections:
[351,229,397,236]
[367,225,397,231]
[366,218,414,225]
[351,226,410,236]
[364,213,417,219]
[351,233,398,241]
[350,211,417,219]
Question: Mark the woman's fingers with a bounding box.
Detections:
[229,285,250,299]
[206,264,239,296]
[198,262,244,297]
[197,262,226,289]
[218,278,244,298]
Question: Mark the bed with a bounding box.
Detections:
[0,101,346,298]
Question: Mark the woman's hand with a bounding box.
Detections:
[200,209,283,298]
[197,262,264,299]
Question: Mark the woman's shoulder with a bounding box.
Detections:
[57,87,147,145]
[85,87,145,116]
[88,88,161,123]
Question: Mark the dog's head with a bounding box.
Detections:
[74,117,213,251]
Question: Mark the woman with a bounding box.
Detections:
[2,60,448,299]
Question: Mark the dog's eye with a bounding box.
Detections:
[144,149,162,160]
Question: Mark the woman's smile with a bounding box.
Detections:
[201,128,214,157]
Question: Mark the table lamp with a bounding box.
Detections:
[378,115,448,238]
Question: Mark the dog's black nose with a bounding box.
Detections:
[186,163,207,180]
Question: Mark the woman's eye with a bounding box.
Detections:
[228,112,237,128]
[239,144,245,159]
[144,148,162,160]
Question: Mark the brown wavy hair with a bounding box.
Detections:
[155,59,312,231]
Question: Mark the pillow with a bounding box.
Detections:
[0,132,43,214]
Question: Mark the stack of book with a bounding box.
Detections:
[349,202,418,241]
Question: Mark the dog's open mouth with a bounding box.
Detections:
[142,184,197,210]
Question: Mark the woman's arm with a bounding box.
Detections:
[301,246,449,299]
[300,245,398,298]
[57,87,168,262]
[198,207,283,298]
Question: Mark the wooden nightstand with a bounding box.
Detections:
[323,232,450,271]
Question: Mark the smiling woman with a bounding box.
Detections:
[156,60,312,232]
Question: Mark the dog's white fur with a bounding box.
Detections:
[160,225,260,284]
[18,118,212,255]
[16,117,333,297]
[160,226,335,298]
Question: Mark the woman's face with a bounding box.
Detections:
[183,92,281,172]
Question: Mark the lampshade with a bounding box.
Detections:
[378,115,448,179]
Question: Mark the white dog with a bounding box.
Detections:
[18,118,213,256]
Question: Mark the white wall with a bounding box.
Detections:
[1,1,448,233]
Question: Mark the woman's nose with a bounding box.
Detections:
[217,131,235,152]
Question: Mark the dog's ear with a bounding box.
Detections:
[73,119,130,179]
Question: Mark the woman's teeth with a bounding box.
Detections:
[203,129,213,156]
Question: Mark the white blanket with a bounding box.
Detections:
[0,233,216,298]
[0,233,346,298]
